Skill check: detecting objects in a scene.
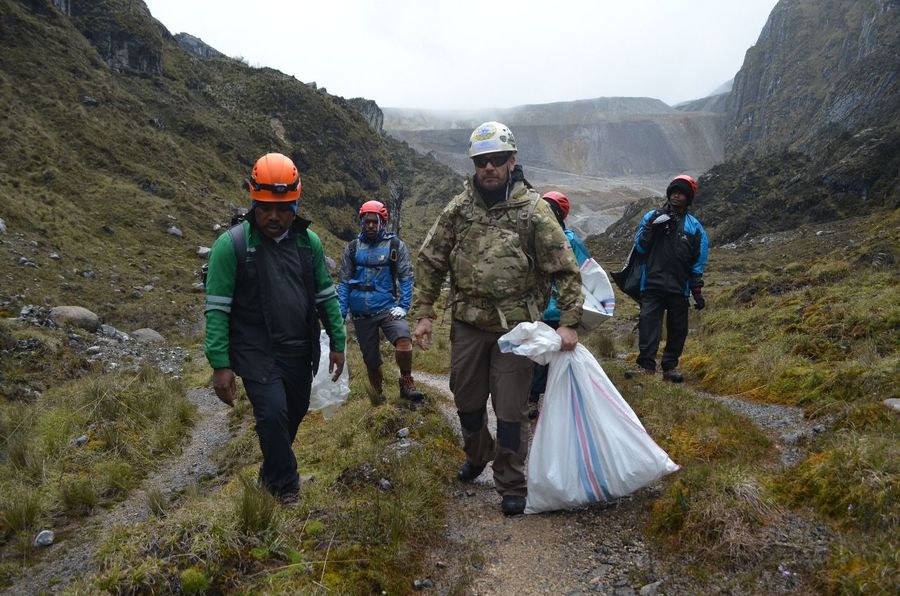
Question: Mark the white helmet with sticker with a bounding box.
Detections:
[467,121,517,157]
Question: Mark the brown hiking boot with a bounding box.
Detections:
[399,375,425,402]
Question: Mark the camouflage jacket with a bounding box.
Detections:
[412,176,583,332]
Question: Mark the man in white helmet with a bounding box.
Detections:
[412,121,583,515]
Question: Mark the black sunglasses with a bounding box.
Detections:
[472,153,511,168]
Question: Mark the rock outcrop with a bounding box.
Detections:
[347,98,384,134]
[174,33,224,59]
[69,0,165,76]
[725,0,900,159]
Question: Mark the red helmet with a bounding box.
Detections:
[246,153,301,202]
[359,200,388,221]
[541,191,570,219]
[666,175,697,204]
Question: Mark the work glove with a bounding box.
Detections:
[691,288,706,310]
[390,307,407,320]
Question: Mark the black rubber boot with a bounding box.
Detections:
[501,495,526,515]
[457,461,486,482]
[662,369,684,383]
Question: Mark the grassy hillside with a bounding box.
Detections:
[0,0,458,337]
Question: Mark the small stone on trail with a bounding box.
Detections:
[34,530,54,547]
[379,478,392,491]
[883,398,900,413]
[166,226,183,238]
[397,427,410,438]
[74,435,89,447]
[131,328,165,344]
[412,578,434,590]
[436,561,447,568]
[639,580,664,596]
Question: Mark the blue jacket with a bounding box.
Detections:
[544,229,591,321]
[338,231,413,317]
[633,209,708,296]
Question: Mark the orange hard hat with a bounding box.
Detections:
[359,200,388,221]
[245,153,302,202]
[541,191,570,219]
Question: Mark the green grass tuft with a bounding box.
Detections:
[236,475,280,535]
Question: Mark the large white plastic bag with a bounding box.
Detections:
[309,329,349,419]
[498,322,679,514]
[579,258,616,330]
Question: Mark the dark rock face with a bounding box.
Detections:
[347,98,385,134]
[69,0,164,76]
[725,0,900,159]
[174,33,224,59]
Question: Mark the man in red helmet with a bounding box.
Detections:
[527,191,593,419]
[625,175,708,382]
[204,153,346,503]
[338,200,424,404]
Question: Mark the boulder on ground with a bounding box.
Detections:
[131,328,165,344]
[49,306,100,332]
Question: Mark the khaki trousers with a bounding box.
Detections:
[449,321,533,496]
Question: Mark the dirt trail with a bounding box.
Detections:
[4,388,232,595]
[414,370,823,595]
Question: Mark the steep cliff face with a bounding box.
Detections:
[726,0,900,159]
[347,98,384,134]
[669,0,900,244]
[174,33,224,59]
[69,0,164,76]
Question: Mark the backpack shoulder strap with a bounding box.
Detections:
[389,236,400,298]
[517,193,540,268]
[227,222,247,279]
[348,238,358,266]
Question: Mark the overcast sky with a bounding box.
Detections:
[143,0,780,110]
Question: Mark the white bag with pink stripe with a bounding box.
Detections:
[498,322,679,514]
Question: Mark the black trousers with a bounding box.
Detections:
[528,320,559,401]
[637,292,690,372]
[242,355,313,497]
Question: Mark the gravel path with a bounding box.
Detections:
[4,388,232,595]
[696,391,829,468]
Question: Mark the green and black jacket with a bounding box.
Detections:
[204,217,345,381]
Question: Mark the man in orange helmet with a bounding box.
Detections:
[204,153,346,503]
[625,175,708,383]
[338,200,424,405]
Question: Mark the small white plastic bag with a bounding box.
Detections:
[579,258,616,330]
[309,329,349,419]
[499,322,679,514]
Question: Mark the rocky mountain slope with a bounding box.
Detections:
[0,0,459,335]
